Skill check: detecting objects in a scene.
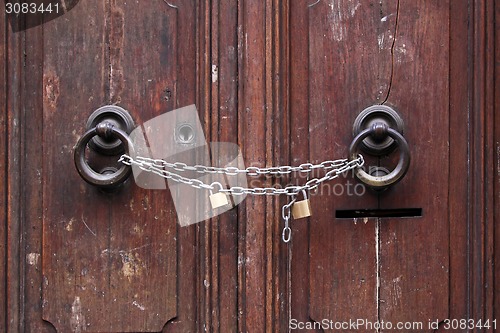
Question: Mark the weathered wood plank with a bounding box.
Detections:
[0,7,7,333]
[290,0,392,326]
[109,0,181,329]
[447,0,470,324]
[469,0,496,326]
[237,0,269,331]
[157,1,202,332]
[23,17,55,333]
[41,2,113,331]
[288,1,313,327]
[6,7,23,333]
[276,2,292,332]
[495,0,500,326]
[3,1,498,331]
[41,1,179,331]
[209,0,240,331]
[379,1,450,328]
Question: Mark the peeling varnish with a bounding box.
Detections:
[141,195,150,211]
[101,244,151,280]
[132,223,144,235]
[132,300,146,311]
[65,217,75,232]
[211,64,218,83]
[327,0,361,42]
[108,4,125,104]
[120,252,144,280]
[43,74,60,110]
[393,41,414,63]
[391,275,403,308]
[26,253,40,266]
[70,296,87,333]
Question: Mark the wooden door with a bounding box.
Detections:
[286,1,499,331]
[1,1,499,332]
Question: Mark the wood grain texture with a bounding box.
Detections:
[286,0,494,330]
[41,1,196,331]
[289,0,392,325]
[209,0,240,331]
[2,0,499,331]
[379,0,450,327]
[23,18,54,333]
[41,2,120,331]
[495,0,500,326]
[447,0,470,325]
[309,0,389,322]
[0,7,6,333]
[6,7,23,333]
[161,2,205,332]
[469,0,496,325]
[276,2,292,332]
[237,0,271,331]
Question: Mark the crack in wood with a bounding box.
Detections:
[382,0,400,105]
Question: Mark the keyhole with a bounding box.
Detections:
[176,124,195,144]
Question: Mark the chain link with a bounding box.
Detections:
[119,154,362,177]
[119,154,364,196]
[119,153,364,243]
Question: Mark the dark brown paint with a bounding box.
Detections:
[1,1,498,332]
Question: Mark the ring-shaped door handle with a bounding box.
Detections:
[74,122,134,190]
[349,123,410,190]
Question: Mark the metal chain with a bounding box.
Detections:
[281,198,296,243]
[118,153,364,242]
[118,154,359,176]
[119,154,364,196]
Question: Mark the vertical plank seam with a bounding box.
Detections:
[483,0,496,325]
[378,0,399,326]
[264,0,274,331]
[19,29,27,333]
[6,20,22,333]
[236,0,247,331]
[466,0,473,322]
[202,0,213,332]
[1,9,7,332]
[210,0,220,331]
[472,0,488,322]
[106,0,112,104]
[277,1,291,331]
[375,219,380,332]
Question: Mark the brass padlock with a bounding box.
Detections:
[291,190,312,219]
[209,183,231,209]
[210,192,230,209]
